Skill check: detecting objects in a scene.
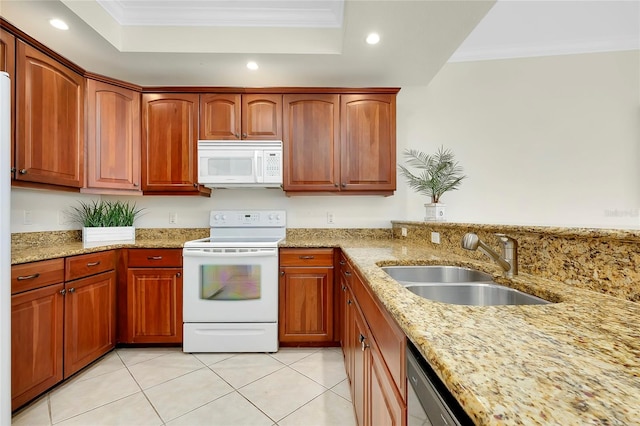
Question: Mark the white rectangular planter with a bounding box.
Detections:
[82,226,135,248]
[424,203,446,222]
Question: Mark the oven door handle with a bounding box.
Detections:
[183,249,277,258]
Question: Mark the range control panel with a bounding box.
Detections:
[210,210,286,227]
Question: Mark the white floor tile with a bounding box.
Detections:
[116,347,182,367]
[268,347,319,365]
[127,352,204,389]
[54,392,162,426]
[144,368,234,422]
[330,378,352,402]
[192,352,235,366]
[11,395,50,426]
[166,391,274,426]
[290,349,348,388]
[69,351,125,383]
[278,390,357,426]
[50,368,140,423]
[238,367,326,422]
[209,353,286,388]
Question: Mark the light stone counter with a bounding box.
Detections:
[12,230,640,424]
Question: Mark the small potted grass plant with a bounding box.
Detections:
[70,200,143,247]
[398,146,467,221]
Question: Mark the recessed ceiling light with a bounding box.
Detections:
[246,61,259,71]
[49,18,69,30]
[366,33,380,45]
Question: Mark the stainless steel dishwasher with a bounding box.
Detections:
[406,341,474,426]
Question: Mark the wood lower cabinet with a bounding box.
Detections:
[341,254,406,426]
[200,93,282,140]
[85,79,141,194]
[11,283,64,411]
[279,248,335,344]
[15,40,84,188]
[142,93,209,195]
[123,249,183,344]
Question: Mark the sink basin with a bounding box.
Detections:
[405,283,550,306]
[381,265,493,284]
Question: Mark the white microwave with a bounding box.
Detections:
[197,140,283,188]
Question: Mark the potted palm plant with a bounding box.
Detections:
[398,146,467,221]
[69,200,144,247]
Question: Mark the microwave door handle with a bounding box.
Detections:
[255,151,264,183]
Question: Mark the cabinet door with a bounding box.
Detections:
[199,93,241,139]
[340,94,396,192]
[352,305,370,426]
[126,268,183,343]
[279,266,334,343]
[85,79,141,193]
[369,337,405,426]
[15,40,84,188]
[283,94,340,191]
[242,94,282,140]
[11,283,64,411]
[142,93,204,194]
[64,270,116,377]
[0,29,15,177]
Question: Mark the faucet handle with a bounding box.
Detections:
[494,233,517,246]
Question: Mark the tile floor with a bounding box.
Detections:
[12,347,356,426]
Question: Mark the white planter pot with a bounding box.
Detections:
[424,203,446,222]
[82,226,135,248]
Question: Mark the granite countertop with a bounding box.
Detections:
[12,232,640,424]
[326,239,640,426]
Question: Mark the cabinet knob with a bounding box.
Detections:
[341,183,346,188]
[10,167,15,174]
[193,183,198,187]
[341,285,347,292]
[242,133,247,138]
[176,272,181,277]
[347,299,352,305]
[59,289,66,295]
[339,261,346,266]
[344,270,351,276]
[235,133,240,139]
[19,169,27,174]
[280,271,285,276]
[334,183,339,188]
[68,287,75,293]
[133,183,139,187]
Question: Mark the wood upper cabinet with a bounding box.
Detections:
[85,79,141,193]
[283,94,340,191]
[15,40,84,187]
[142,93,208,195]
[200,93,282,140]
[279,248,335,344]
[0,29,15,177]
[340,94,396,192]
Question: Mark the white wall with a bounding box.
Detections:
[11,49,640,232]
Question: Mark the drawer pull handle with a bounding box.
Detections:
[148,256,163,260]
[17,273,40,281]
[299,255,315,260]
[87,261,101,267]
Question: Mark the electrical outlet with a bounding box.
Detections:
[431,232,440,244]
[58,211,66,225]
[23,210,33,225]
[327,212,335,224]
[169,212,178,224]
[401,227,407,237]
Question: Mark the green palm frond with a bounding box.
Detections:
[398,146,467,203]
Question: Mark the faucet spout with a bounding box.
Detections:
[461,233,518,277]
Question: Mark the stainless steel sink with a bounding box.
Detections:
[381,265,493,284]
[381,265,551,306]
[405,283,550,306]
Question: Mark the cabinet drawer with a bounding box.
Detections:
[280,248,334,267]
[11,258,65,294]
[65,251,116,281]
[128,249,182,267]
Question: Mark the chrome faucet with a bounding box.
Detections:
[461,233,518,277]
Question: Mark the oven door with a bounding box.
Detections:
[182,246,278,323]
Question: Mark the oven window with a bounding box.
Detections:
[201,265,261,300]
